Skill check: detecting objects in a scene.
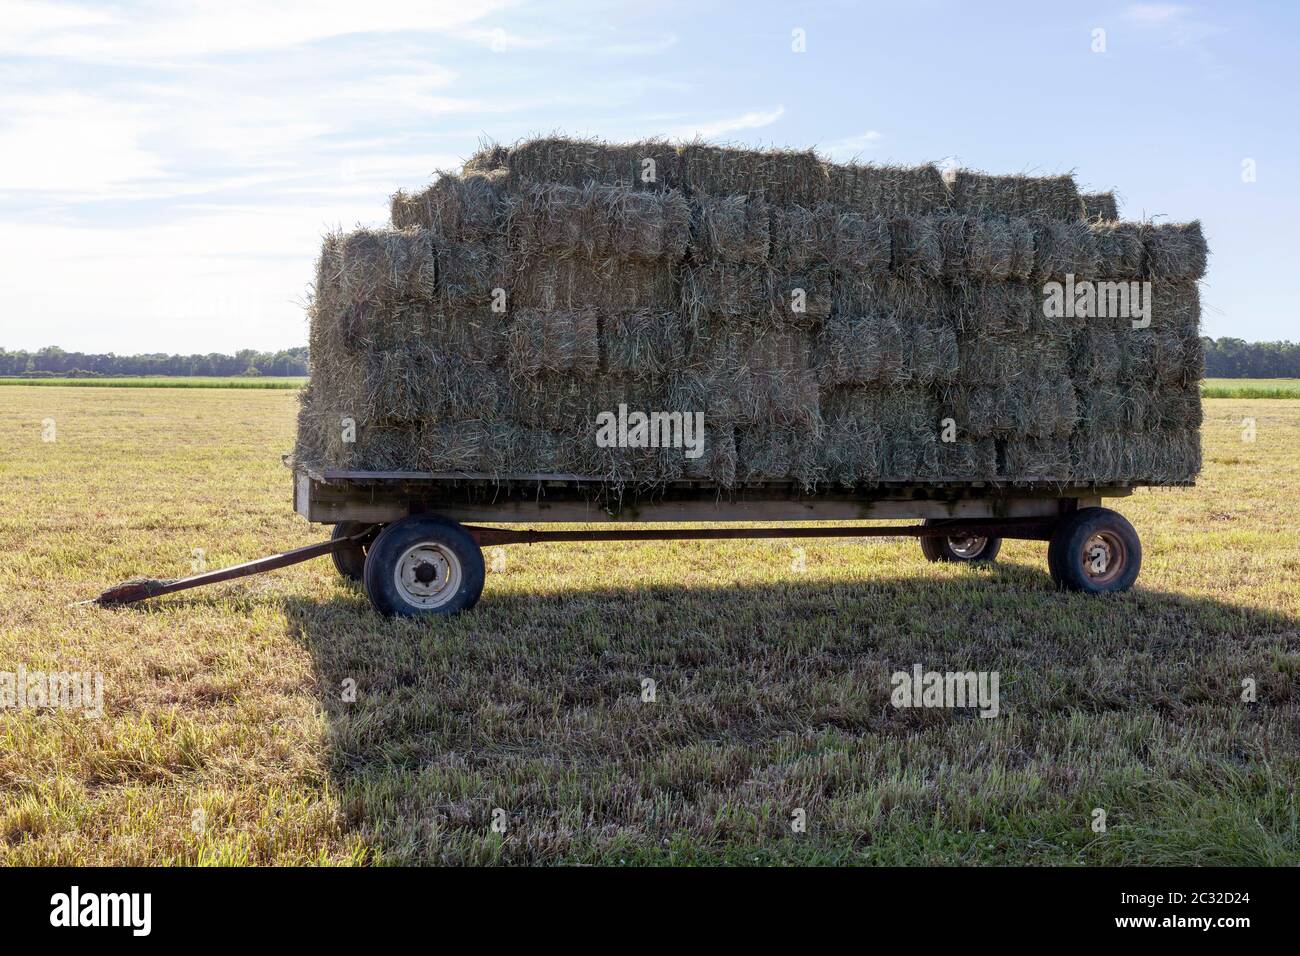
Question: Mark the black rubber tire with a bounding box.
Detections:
[331,522,375,581]
[362,516,485,617]
[919,520,1002,563]
[1047,507,1141,594]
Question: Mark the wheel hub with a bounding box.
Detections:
[1082,531,1126,586]
[948,535,987,559]
[394,544,462,608]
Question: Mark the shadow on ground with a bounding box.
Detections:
[277,560,1299,865]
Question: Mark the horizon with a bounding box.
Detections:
[1,1,1296,352]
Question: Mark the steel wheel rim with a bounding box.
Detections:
[393,542,463,608]
[1080,530,1126,586]
[948,535,988,559]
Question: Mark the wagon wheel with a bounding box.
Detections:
[362,515,485,617]
[1047,507,1142,594]
[919,519,1002,563]
[330,521,379,581]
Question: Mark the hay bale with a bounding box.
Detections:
[816,312,887,387]
[1149,386,1203,432]
[734,329,822,430]
[1076,383,1152,432]
[603,186,690,260]
[1122,326,1189,387]
[308,231,444,361]
[1004,438,1071,479]
[332,228,437,304]
[1032,219,1099,279]
[769,204,821,270]
[680,262,771,322]
[509,181,690,260]
[944,385,1015,438]
[507,182,593,256]
[817,205,890,277]
[932,213,971,281]
[1143,221,1208,280]
[735,424,821,486]
[502,136,683,190]
[824,161,949,217]
[1071,327,1122,383]
[955,330,1070,387]
[688,195,770,263]
[818,388,885,483]
[667,368,740,427]
[936,437,998,481]
[390,169,507,239]
[964,216,1035,280]
[1091,221,1146,278]
[1150,280,1201,338]
[771,267,834,324]
[506,309,600,377]
[309,339,505,431]
[819,384,948,480]
[682,424,737,486]
[951,170,1082,221]
[1070,428,1199,484]
[680,142,828,205]
[1081,191,1119,222]
[514,256,676,310]
[438,240,509,308]
[602,309,686,378]
[889,216,943,279]
[951,280,1038,335]
[463,144,508,173]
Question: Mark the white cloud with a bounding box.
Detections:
[0,203,386,353]
[0,92,167,194]
[820,131,884,161]
[0,0,116,32]
[601,34,679,56]
[1121,2,1221,64]
[0,0,516,60]
[1123,4,1188,23]
[669,106,785,141]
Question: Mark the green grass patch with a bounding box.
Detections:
[0,376,307,389]
[1201,378,1300,399]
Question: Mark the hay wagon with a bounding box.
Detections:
[90,466,1149,615]
[289,467,1145,616]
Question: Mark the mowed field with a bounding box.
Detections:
[0,385,1297,865]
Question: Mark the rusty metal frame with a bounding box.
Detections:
[87,526,375,607]
[463,515,1058,547]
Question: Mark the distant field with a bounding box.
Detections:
[2,375,1297,399]
[1202,378,1300,399]
[0,385,1296,865]
[0,376,306,389]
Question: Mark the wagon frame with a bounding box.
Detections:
[289,467,1149,616]
[89,466,1153,614]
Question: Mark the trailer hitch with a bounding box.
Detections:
[81,526,377,607]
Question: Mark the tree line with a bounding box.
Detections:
[1201,338,1300,378]
[1,339,1297,379]
[0,346,309,377]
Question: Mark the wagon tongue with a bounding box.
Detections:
[93,577,175,605]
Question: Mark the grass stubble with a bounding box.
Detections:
[0,386,1296,865]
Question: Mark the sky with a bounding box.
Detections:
[0,0,1296,354]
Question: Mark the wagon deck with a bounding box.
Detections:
[294,465,1139,524]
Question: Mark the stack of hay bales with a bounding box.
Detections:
[296,135,1207,490]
